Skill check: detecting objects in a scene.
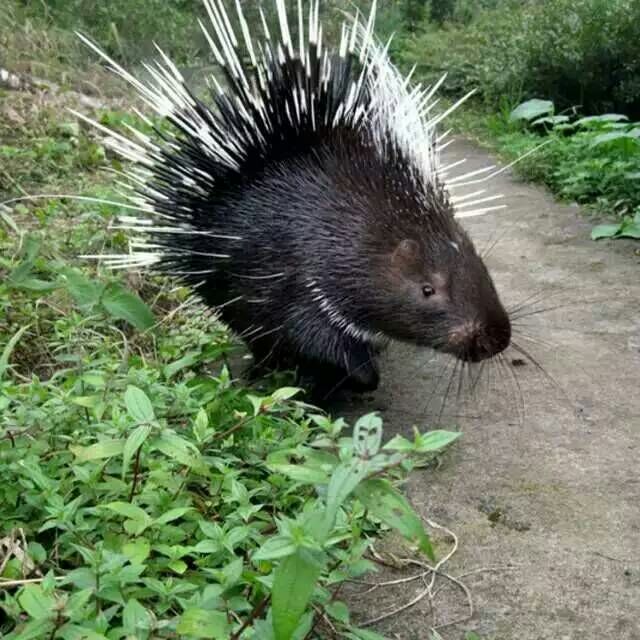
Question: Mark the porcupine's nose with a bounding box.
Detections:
[447,315,511,362]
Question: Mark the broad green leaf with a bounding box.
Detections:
[18,585,56,620]
[169,559,188,574]
[77,373,105,387]
[253,536,297,562]
[164,351,201,379]
[193,540,221,553]
[27,542,46,564]
[592,131,640,146]
[591,224,622,240]
[325,601,350,623]
[575,113,629,127]
[103,501,153,534]
[199,520,222,538]
[326,462,369,521]
[176,609,230,639]
[253,615,276,640]
[56,624,109,640]
[122,424,152,479]
[101,282,155,330]
[272,550,324,640]
[64,588,94,620]
[267,463,330,485]
[62,269,104,308]
[221,556,244,587]
[124,385,155,423]
[153,430,205,470]
[0,324,30,382]
[356,479,434,560]
[267,448,337,485]
[270,387,302,403]
[71,395,101,409]
[154,507,193,526]
[193,407,211,442]
[291,612,314,640]
[531,115,570,127]
[510,99,553,122]
[353,413,383,457]
[104,501,151,521]
[5,619,54,640]
[122,539,151,564]
[619,224,640,239]
[122,599,151,635]
[415,430,462,453]
[12,277,57,291]
[381,434,413,452]
[70,439,125,461]
[384,430,461,453]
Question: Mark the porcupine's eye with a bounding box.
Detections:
[422,285,435,298]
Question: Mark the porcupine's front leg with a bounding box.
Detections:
[298,338,379,403]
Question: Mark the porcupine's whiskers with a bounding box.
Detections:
[402,292,580,428]
[465,292,589,422]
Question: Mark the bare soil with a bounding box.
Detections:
[340,139,640,640]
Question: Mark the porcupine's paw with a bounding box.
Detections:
[295,362,345,405]
[342,342,380,393]
[298,356,379,407]
[343,361,379,394]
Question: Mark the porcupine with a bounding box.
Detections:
[77,0,512,400]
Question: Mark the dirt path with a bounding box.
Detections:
[343,139,640,639]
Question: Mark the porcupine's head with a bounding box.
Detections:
[325,123,511,362]
[365,202,511,362]
[75,0,511,363]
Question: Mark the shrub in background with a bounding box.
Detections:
[13,0,377,66]
[398,0,640,118]
[480,0,640,117]
[15,0,207,65]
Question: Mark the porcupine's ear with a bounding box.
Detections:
[391,239,423,279]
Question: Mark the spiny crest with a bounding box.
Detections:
[76,0,511,270]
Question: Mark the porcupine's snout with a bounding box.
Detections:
[446,309,511,363]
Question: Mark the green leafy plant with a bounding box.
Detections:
[1,365,460,638]
[448,98,640,240]
[591,211,640,240]
[1,233,155,330]
[514,104,640,240]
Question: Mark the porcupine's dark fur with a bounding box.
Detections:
[78,1,511,400]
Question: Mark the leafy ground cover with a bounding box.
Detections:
[446,99,640,240]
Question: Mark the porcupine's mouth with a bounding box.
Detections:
[444,320,511,363]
